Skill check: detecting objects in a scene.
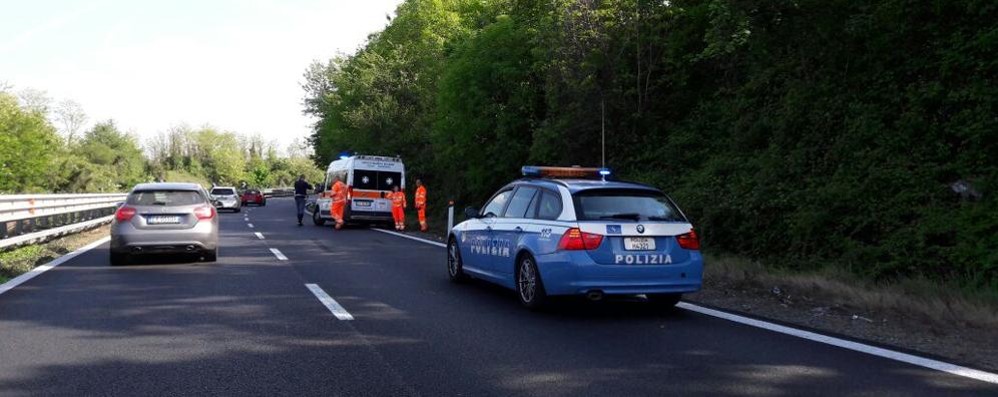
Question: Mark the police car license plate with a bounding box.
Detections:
[147,216,181,225]
[624,237,655,251]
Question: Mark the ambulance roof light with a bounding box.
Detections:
[521,166,611,180]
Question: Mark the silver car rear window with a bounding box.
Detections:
[127,190,205,206]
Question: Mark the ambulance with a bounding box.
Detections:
[312,155,405,226]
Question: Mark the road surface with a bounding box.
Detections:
[1,198,995,396]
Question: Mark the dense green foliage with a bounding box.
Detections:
[1,93,59,192]
[0,92,323,193]
[304,0,997,289]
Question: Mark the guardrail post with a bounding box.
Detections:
[446,200,455,237]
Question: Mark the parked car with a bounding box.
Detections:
[210,187,241,212]
[110,183,219,266]
[241,189,266,206]
[447,166,702,310]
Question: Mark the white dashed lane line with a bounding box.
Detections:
[269,248,287,261]
[305,283,354,320]
[247,223,254,228]
[255,232,265,240]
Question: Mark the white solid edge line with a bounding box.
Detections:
[255,232,265,240]
[676,302,998,384]
[305,283,354,320]
[373,228,998,385]
[371,228,447,248]
[0,236,110,297]
[269,248,287,261]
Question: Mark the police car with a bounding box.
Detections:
[447,166,703,310]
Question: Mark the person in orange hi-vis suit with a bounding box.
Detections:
[390,184,407,231]
[331,176,347,230]
[414,179,428,232]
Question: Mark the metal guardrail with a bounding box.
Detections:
[0,193,126,251]
[264,188,294,198]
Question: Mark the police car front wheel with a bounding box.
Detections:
[516,254,547,310]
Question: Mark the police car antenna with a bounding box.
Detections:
[600,99,606,181]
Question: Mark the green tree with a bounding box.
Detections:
[0,93,59,193]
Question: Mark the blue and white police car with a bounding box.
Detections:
[447,166,703,310]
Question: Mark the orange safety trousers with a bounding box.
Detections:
[392,206,405,225]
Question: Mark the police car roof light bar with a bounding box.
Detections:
[521,166,611,180]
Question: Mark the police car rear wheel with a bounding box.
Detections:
[447,238,467,282]
[516,255,547,309]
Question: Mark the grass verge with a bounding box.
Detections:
[0,225,110,284]
[702,253,998,330]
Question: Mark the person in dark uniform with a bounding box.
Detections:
[294,175,314,226]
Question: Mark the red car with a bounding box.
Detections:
[241,189,266,206]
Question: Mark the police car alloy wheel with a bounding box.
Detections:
[516,255,547,309]
[447,238,466,282]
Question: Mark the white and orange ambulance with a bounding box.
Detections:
[312,155,405,226]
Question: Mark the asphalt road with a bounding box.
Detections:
[1,198,995,396]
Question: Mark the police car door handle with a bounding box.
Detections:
[514,227,523,233]
[486,226,493,231]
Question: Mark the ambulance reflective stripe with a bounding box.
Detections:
[614,254,673,264]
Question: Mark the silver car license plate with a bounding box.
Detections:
[624,237,655,251]
[147,216,181,225]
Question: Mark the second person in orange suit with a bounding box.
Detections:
[331,176,347,230]
[390,184,406,231]
[414,179,428,232]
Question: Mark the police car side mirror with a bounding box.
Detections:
[464,206,480,219]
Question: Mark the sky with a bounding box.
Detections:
[0,0,402,149]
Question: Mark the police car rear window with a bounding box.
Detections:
[573,189,685,222]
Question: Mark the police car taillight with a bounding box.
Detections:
[557,228,604,251]
[676,230,700,250]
